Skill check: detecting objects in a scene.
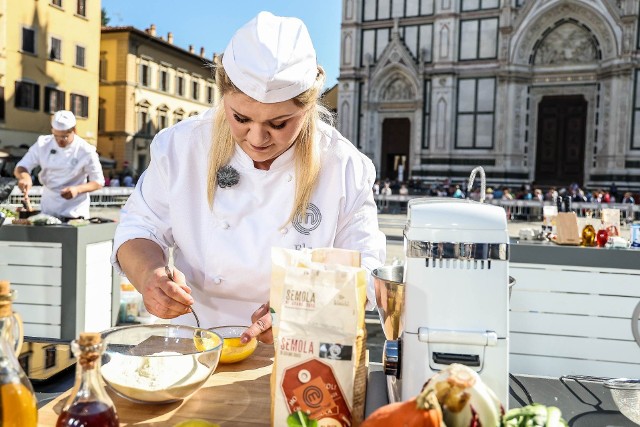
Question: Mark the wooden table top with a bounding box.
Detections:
[38,343,274,427]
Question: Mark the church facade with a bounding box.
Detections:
[338,0,640,190]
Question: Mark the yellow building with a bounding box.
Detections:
[99,25,219,176]
[0,0,101,151]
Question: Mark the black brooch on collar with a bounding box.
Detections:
[217,165,240,188]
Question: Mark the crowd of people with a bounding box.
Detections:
[374,178,640,213]
[104,161,137,188]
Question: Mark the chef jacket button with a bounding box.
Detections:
[280,227,288,235]
[286,174,293,182]
[213,276,222,285]
[221,221,230,229]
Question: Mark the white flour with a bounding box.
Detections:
[101,351,212,402]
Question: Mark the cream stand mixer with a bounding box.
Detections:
[373,167,510,407]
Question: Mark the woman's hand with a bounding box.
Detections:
[139,266,194,319]
[241,302,273,344]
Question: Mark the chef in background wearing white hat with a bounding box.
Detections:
[14,110,105,219]
[112,11,386,344]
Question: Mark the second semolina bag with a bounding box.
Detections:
[270,247,367,427]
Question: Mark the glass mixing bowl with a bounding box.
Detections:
[101,324,222,404]
[207,326,257,364]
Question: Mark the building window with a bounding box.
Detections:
[631,70,640,149]
[455,77,495,149]
[174,109,184,124]
[44,87,65,113]
[99,56,107,80]
[0,87,4,121]
[514,0,526,6]
[19,352,30,374]
[137,109,152,135]
[176,75,185,96]
[70,93,88,118]
[459,18,498,60]
[192,81,199,101]
[140,64,150,87]
[22,27,36,54]
[98,98,106,131]
[45,346,57,369]
[364,0,433,20]
[422,80,431,148]
[51,0,63,7]
[400,24,433,62]
[461,0,499,11]
[159,70,169,92]
[75,45,86,68]
[361,28,391,65]
[49,37,62,61]
[207,85,214,104]
[157,106,169,130]
[76,0,86,16]
[15,81,40,110]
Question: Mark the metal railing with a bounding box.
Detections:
[374,194,640,221]
[2,186,135,208]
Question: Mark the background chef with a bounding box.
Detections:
[14,110,105,219]
[112,11,386,343]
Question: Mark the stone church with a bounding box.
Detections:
[338,0,640,190]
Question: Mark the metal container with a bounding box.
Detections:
[372,265,405,341]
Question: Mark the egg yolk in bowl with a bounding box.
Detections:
[207,326,258,364]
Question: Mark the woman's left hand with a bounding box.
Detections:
[241,302,273,344]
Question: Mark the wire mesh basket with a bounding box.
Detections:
[604,378,640,425]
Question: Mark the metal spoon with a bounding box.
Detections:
[165,266,200,328]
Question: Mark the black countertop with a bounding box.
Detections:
[510,239,640,270]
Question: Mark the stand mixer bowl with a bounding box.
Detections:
[372,265,405,341]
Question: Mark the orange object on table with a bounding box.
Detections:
[38,344,274,427]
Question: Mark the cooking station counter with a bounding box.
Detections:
[0,222,120,341]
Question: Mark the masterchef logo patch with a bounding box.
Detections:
[292,203,322,235]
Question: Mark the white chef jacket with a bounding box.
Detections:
[111,108,386,327]
[17,134,105,219]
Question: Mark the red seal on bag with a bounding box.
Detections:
[281,359,352,425]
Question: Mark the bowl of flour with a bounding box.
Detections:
[101,324,223,404]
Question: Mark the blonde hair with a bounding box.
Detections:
[206,56,332,225]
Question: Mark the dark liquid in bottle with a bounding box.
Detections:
[56,401,119,427]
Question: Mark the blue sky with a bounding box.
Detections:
[101,0,342,89]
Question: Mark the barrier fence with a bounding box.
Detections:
[2,187,639,222]
[375,194,640,222]
[2,186,135,208]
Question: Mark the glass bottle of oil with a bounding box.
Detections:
[0,280,37,426]
[57,332,119,426]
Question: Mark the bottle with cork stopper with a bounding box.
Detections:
[0,280,37,426]
[56,332,119,427]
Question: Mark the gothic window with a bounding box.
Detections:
[461,0,499,11]
[422,80,431,148]
[459,18,498,60]
[632,70,640,150]
[364,0,433,20]
[455,77,495,149]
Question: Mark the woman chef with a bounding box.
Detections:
[112,11,386,344]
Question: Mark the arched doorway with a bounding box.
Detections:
[535,95,587,186]
[381,118,410,182]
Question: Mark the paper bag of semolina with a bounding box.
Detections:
[270,247,368,427]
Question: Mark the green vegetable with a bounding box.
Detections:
[286,410,318,427]
[502,403,568,427]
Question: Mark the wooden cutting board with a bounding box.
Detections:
[38,343,275,426]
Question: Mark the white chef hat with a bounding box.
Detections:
[222,11,317,104]
[51,110,76,131]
